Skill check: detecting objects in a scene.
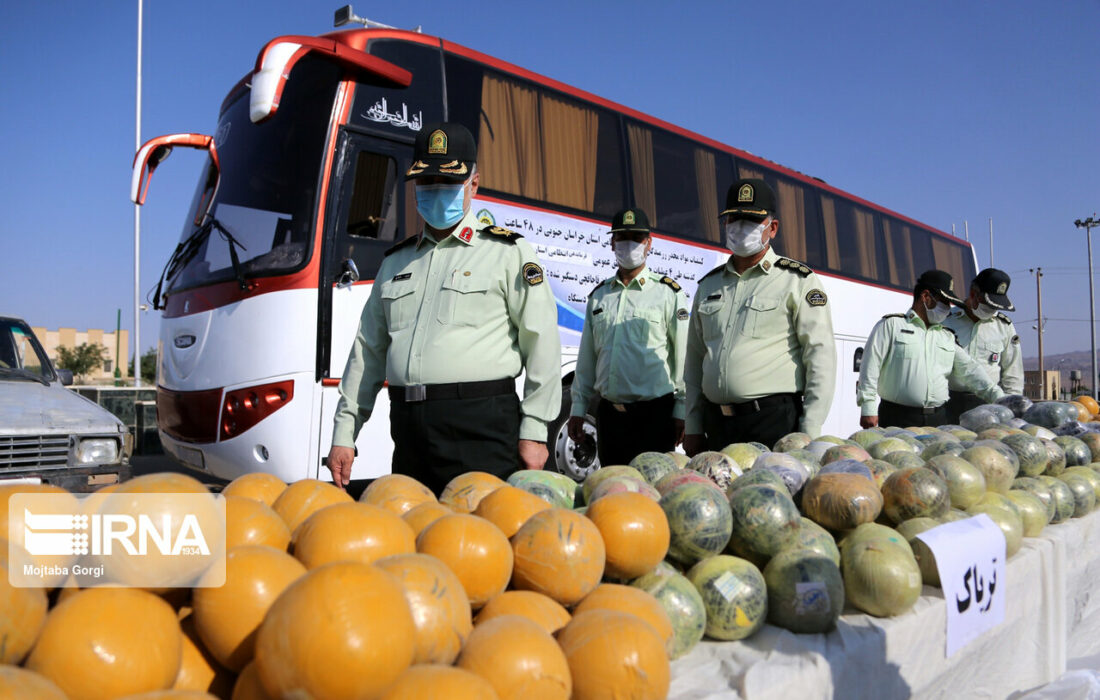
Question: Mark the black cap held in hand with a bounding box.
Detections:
[405,122,478,181]
[972,268,1015,311]
[720,178,776,222]
[916,269,964,306]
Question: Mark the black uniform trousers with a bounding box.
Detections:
[595,393,678,466]
[702,393,802,451]
[388,381,520,496]
[878,399,947,428]
[944,391,984,425]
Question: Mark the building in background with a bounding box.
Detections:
[31,326,129,383]
[1024,370,1062,401]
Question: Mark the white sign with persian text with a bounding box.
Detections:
[916,514,1007,657]
[472,198,728,346]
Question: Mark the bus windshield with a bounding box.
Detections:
[167,57,341,294]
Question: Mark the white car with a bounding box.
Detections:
[0,316,132,491]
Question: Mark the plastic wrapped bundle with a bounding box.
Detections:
[1024,402,1079,429]
[881,467,952,523]
[763,548,844,633]
[997,394,1034,418]
[921,440,964,461]
[726,484,802,562]
[959,406,1002,433]
[772,432,812,453]
[751,452,811,496]
[687,451,742,490]
[841,539,922,617]
[801,473,884,531]
[1053,421,1100,437]
[818,459,874,482]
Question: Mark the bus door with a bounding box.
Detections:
[317,130,416,480]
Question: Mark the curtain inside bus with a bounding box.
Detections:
[627,124,656,221]
[477,74,599,213]
[932,237,969,291]
[693,149,719,243]
[775,179,808,262]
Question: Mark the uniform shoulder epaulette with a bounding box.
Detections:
[941,325,961,345]
[383,235,418,257]
[590,278,610,295]
[658,276,682,292]
[700,264,726,282]
[995,312,1012,324]
[480,224,522,243]
[775,257,812,277]
[882,313,906,319]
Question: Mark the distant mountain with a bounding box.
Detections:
[1023,350,1099,377]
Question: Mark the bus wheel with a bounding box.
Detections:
[546,386,600,482]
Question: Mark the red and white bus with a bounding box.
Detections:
[133,27,978,484]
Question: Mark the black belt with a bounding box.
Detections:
[711,393,802,417]
[881,399,941,415]
[600,393,673,413]
[388,378,515,403]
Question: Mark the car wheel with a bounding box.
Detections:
[545,384,600,482]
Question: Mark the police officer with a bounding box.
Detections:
[684,179,837,454]
[858,269,1004,428]
[567,208,689,466]
[327,123,561,494]
[943,268,1023,422]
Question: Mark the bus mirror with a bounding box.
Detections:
[131,133,219,205]
[249,34,411,124]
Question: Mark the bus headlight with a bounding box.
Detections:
[76,438,120,465]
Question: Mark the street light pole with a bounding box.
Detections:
[133,0,143,387]
[1076,216,1099,399]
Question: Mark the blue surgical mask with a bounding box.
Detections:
[415,182,466,229]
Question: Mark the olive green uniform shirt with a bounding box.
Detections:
[332,208,562,447]
[857,309,1004,416]
[942,308,1023,395]
[685,247,837,438]
[570,266,689,420]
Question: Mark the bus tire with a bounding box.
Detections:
[545,383,600,482]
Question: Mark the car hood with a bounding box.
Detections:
[0,380,126,435]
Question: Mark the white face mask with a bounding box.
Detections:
[613,240,648,269]
[725,219,768,257]
[926,299,950,325]
[972,302,997,321]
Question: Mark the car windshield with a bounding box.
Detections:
[165,56,340,295]
[0,319,53,381]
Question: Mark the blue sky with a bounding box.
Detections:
[1,1,1097,360]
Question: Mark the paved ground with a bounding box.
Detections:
[131,453,227,487]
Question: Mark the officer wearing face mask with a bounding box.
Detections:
[327,122,561,494]
[857,269,1004,429]
[684,179,837,454]
[942,268,1023,421]
[567,208,689,466]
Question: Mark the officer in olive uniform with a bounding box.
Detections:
[858,269,1004,428]
[568,208,689,466]
[684,179,837,453]
[328,123,561,494]
[943,268,1023,422]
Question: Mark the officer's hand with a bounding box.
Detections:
[683,434,706,457]
[567,416,587,443]
[673,419,686,446]
[860,415,879,429]
[327,445,355,489]
[519,439,548,471]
